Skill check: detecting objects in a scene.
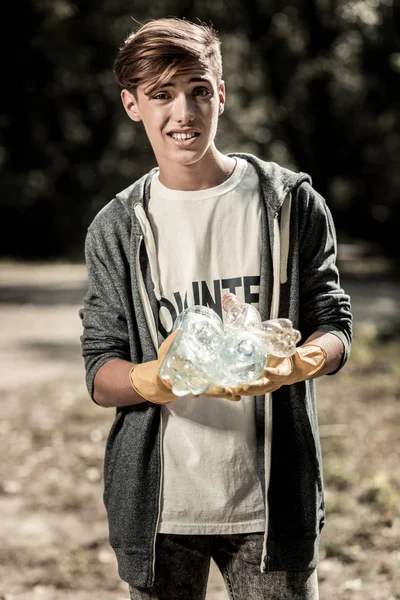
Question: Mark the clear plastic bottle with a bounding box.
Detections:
[216,293,265,385]
[159,306,224,396]
[217,329,266,386]
[258,318,301,357]
[222,293,262,329]
[160,298,302,395]
[217,294,301,386]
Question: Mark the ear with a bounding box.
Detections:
[218,80,226,115]
[121,89,142,122]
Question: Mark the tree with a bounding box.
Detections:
[1,0,399,260]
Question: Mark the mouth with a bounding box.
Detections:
[167,131,200,146]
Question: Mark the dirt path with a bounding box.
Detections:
[0,263,227,599]
[1,262,399,600]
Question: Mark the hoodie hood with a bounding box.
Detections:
[115,169,158,235]
[230,153,312,213]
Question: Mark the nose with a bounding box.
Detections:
[172,93,195,123]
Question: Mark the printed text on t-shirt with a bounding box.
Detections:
[158,275,260,338]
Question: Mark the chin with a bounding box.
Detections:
[168,151,206,167]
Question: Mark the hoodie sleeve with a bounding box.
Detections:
[79,228,132,400]
[297,182,352,373]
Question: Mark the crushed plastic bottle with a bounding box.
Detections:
[216,329,266,386]
[159,306,224,396]
[258,318,301,357]
[217,295,301,385]
[159,294,301,396]
[222,293,262,329]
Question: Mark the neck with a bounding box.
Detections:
[157,147,236,191]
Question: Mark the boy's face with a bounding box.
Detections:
[121,66,225,172]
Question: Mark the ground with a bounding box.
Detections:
[0,261,399,600]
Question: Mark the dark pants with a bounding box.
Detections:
[129,533,319,600]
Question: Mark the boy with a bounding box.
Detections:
[80,17,352,600]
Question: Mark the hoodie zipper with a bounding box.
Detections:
[135,235,163,586]
[260,201,290,572]
[151,410,164,586]
[260,212,280,572]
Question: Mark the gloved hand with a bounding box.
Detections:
[229,344,328,396]
[200,384,242,402]
[129,330,180,405]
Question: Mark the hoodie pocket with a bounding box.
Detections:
[269,384,324,539]
[296,383,326,532]
[297,384,324,495]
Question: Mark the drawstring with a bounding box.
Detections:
[280,193,292,285]
[133,203,161,352]
[270,192,291,319]
[134,203,162,302]
[270,215,281,320]
[135,235,159,352]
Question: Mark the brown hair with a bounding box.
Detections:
[114,18,222,95]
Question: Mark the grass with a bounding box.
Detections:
[316,325,400,598]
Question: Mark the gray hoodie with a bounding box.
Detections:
[80,153,352,587]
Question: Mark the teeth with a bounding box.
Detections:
[170,132,197,140]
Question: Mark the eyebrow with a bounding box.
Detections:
[160,77,212,88]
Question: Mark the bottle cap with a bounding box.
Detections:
[222,293,238,311]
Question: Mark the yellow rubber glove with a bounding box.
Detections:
[200,384,242,402]
[129,330,180,405]
[227,344,328,397]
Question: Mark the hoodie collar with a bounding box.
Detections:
[228,152,312,213]
[115,153,311,218]
[114,168,158,235]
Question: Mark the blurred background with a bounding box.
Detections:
[2,0,400,261]
[0,1,399,599]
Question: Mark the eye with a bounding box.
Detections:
[192,87,211,97]
[152,91,170,100]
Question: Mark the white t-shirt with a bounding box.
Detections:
[148,157,265,534]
